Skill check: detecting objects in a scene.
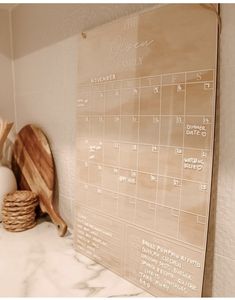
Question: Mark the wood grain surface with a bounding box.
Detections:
[0,120,13,160]
[12,124,67,236]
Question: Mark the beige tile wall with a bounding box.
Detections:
[11,4,153,228]
[1,3,235,296]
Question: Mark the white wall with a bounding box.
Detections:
[0,9,14,122]
[0,9,15,166]
[11,4,152,228]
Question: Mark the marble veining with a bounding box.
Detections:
[0,219,150,297]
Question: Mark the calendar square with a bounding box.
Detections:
[158,146,183,178]
[138,144,158,173]
[181,180,208,216]
[139,86,161,115]
[103,141,119,165]
[119,169,137,196]
[186,83,213,115]
[161,84,185,115]
[155,205,179,238]
[119,143,138,170]
[137,172,157,202]
[157,176,181,209]
[88,163,102,186]
[183,148,210,182]
[105,89,120,115]
[160,116,184,146]
[139,116,159,144]
[120,88,139,115]
[118,195,135,222]
[102,165,119,192]
[179,211,206,247]
[135,199,155,230]
[87,185,102,210]
[120,116,139,143]
[184,116,212,149]
[87,140,103,163]
[104,116,120,141]
[101,190,118,216]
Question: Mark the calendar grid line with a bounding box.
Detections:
[77,138,213,153]
[76,114,214,118]
[77,180,208,218]
[155,74,163,233]
[76,200,206,251]
[78,81,214,93]
[133,77,141,231]
[177,71,187,240]
[77,159,210,185]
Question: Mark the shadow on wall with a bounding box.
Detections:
[0,9,12,59]
[0,9,15,148]
[12,4,154,59]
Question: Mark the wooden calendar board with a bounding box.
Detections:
[74,4,218,297]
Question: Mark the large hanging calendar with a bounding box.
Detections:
[74,4,218,297]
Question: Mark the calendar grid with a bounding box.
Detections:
[76,69,215,250]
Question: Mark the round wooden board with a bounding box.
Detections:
[12,124,67,236]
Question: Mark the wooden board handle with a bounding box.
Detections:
[40,202,67,237]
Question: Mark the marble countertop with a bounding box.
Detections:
[0,219,150,297]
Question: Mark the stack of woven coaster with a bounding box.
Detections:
[2,190,39,232]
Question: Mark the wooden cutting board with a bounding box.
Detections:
[12,124,67,236]
[0,120,13,159]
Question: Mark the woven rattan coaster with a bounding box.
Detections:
[3,218,36,229]
[2,215,35,225]
[2,213,36,222]
[3,222,36,232]
[1,207,36,217]
[4,191,38,203]
[4,219,35,227]
[4,197,38,207]
[2,190,39,232]
[2,202,38,212]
